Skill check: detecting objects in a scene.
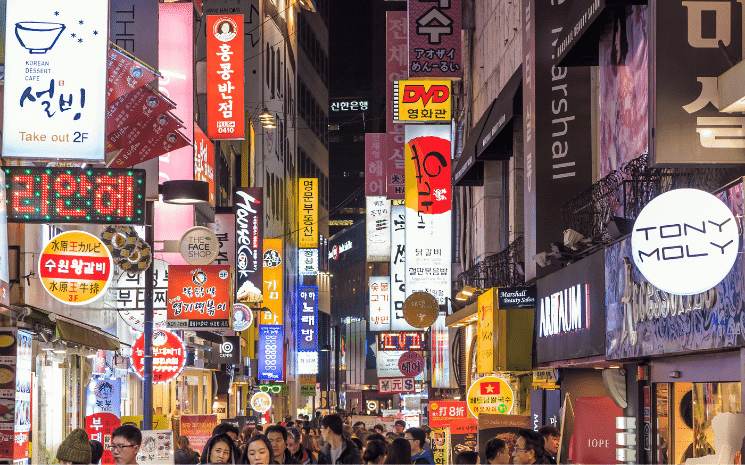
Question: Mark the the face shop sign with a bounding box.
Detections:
[631,189,739,296]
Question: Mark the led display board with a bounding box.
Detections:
[378,332,427,351]
[258,325,284,381]
[5,167,146,224]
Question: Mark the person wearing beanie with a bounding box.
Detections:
[90,440,104,464]
[57,428,93,464]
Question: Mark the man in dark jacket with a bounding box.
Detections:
[266,425,302,464]
[319,414,363,464]
[537,425,560,464]
[512,429,551,464]
[405,428,435,464]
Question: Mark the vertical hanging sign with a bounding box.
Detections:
[299,179,318,248]
[365,134,386,196]
[404,125,452,306]
[369,276,391,331]
[386,12,408,199]
[391,205,415,330]
[261,239,283,325]
[366,196,391,262]
[408,0,462,78]
[206,15,245,139]
[194,125,215,205]
[297,286,319,374]
[234,188,263,305]
[3,0,109,161]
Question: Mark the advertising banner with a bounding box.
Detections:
[38,231,113,306]
[106,86,175,140]
[13,330,31,463]
[86,413,120,465]
[450,418,478,458]
[86,379,121,417]
[3,0,109,161]
[194,125,215,205]
[131,329,186,384]
[404,125,452,306]
[258,325,284,380]
[431,427,450,465]
[180,415,218,453]
[365,134,386,196]
[110,0,158,68]
[107,48,159,104]
[369,276,391,331]
[429,401,468,427]
[0,171,9,307]
[522,0,593,281]
[106,110,184,153]
[477,289,494,374]
[234,188,263,305]
[477,414,530,461]
[260,239,283,325]
[431,315,450,388]
[209,213,236,267]
[408,0,462,78]
[467,376,515,416]
[299,179,318,248]
[390,205,415,330]
[366,196,391,262]
[207,14,245,139]
[393,80,452,122]
[166,265,232,329]
[568,397,621,464]
[136,430,173,465]
[386,12,407,199]
[378,377,416,394]
[107,122,191,169]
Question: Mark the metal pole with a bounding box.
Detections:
[143,200,154,430]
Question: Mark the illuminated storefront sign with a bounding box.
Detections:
[538,284,589,337]
[3,0,109,161]
[232,303,253,332]
[131,329,186,383]
[631,188,738,296]
[5,167,145,224]
[378,332,427,351]
[299,178,318,248]
[194,126,215,205]
[328,240,353,260]
[369,276,391,331]
[39,231,113,305]
[477,289,494,374]
[209,213,235,267]
[116,258,168,331]
[86,379,121,417]
[366,196,391,262]
[261,239,283,325]
[365,134,386,196]
[393,80,452,122]
[234,188,263,304]
[404,125,452,306]
[206,15,245,139]
[390,205,414,330]
[331,100,369,112]
[378,377,415,394]
[408,0,462,78]
[258,325,283,381]
[166,265,232,329]
[431,315,450,388]
[299,249,319,276]
[298,286,319,362]
[0,171,9,307]
[466,376,514,416]
[386,12,407,200]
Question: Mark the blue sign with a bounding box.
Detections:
[298,286,318,352]
[258,325,283,381]
[86,379,121,417]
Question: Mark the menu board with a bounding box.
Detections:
[137,430,174,465]
[0,329,31,463]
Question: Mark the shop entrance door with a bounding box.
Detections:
[654,382,741,464]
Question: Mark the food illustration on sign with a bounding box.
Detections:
[237,280,262,303]
[15,22,65,54]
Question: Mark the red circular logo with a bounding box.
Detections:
[131,330,186,384]
[398,351,425,377]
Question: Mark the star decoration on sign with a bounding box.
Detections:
[79,20,84,25]
[93,30,98,35]
[78,38,83,43]
[54,11,59,16]
[71,33,76,38]
[484,384,495,393]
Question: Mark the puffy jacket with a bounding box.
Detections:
[318,438,363,465]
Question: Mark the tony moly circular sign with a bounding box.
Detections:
[467,376,514,417]
[39,230,113,305]
[631,189,739,295]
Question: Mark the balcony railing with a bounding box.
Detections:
[457,236,524,291]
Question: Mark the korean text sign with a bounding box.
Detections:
[131,329,186,384]
[386,12,407,199]
[404,125,452,306]
[365,134,386,196]
[5,167,146,224]
[366,196,391,262]
[166,265,232,329]
[180,415,218,453]
[369,276,391,331]
[391,205,416,330]
[408,0,462,78]
[234,188,263,305]
[258,325,284,381]
[38,231,113,306]
[298,286,318,352]
[86,413,120,465]
[86,379,121,417]
[299,179,318,248]
[194,126,216,205]
[206,15,245,139]
[394,80,452,122]
[3,0,109,161]
[261,239,283,325]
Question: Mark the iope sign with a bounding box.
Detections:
[631,189,739,296]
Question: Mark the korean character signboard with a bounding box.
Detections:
[299,249,319,276]
[209,213,236,268]
[166,265,232,329]
[131,329,186,384]
[85,413,120,465]
[207,15,245,140]
[369,276,391,331]
[366,196,391,262]
[234,188,263,305]
[194,126,216,205]
[651,0,745,164]
[391,205,416,330]
[299,179,318,248]
[386,12,407,200]
[86,379,121,418]
[365,134,386,196]
[38,231,113,306]
[261,239,283,325]
[298,286,319,374]
[404,125,452,307]
[258,325,284,381]
[393,80,452,123]
[2,0,109,161]
[116,258,169,332]
[408,0,462,78]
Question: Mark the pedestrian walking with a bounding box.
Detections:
[381,438,409,465]
[201,432,237,464]
[318,414,363,464]
[243,435,274,465]
[175,436,200,464]
[57,428,92,465]
[111,424,142,465]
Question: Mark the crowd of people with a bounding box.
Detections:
[53,413,562,465]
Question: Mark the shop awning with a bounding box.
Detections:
[453,66,522,186]
[56,318,120,351]
[555,0,647,67]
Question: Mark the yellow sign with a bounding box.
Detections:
[299,178,318,248]
[250,391,272,413]
[121,415,168,430]
[467,376,514,417]
[394,80,452,122]
[260,239,283,325]
[38,230,113,305]
[477,289,495,373]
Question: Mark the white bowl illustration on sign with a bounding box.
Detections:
[15,22,66,54]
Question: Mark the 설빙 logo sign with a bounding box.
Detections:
[631,189,739,296]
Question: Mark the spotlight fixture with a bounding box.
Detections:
[533,252,551,267]
[259,107,275,129]
[454,285,486,301]
[606,216,635,240]
[563,228,585,249]
[162,180,210,205]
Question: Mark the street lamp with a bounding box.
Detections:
[161,180,210,204]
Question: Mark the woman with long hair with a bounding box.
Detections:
[175,435,200,464]
[242,435,275,465]
[382,438,411,465]
[362,439,387,465]
[200,433,236,464]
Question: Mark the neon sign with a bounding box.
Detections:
[378,332,427,351]
[5,167,146,224]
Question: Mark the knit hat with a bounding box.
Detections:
[57,428,92,464]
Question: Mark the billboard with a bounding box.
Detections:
[366,196,391,262]
[408,0,462,78]
[393,80,452,122]
[234,188,263,305]
[369,276,391,331]
[166,265,232,329]
[3,0,109,161]
[299,178,318,248]
[206,15,245,139]
[404,125,452,306]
